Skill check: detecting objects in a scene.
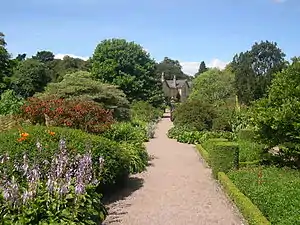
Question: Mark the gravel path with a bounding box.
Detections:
[103,114,244,225]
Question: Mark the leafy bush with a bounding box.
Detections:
[167,126,196,139]
[238,139,264,162]
[0,125,132,191]
[0,90,24,115]
[21,97,114,134]
[36,71,130,121]
[0,139,107,224]
[250,61,300,165]
[130,101,162,123]
[102,122,148,142]
[173,100,215,131]
[218,172,271,225]
[204,140,239,177]
[228,166,300,225]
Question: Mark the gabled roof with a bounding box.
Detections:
[165,79,191,89]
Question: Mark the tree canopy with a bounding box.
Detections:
[91,38,163,106]
[156,57,189,80]
[194,61,208,77]
[232,40,286,105]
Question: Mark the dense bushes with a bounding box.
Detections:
[173,100,215,131]
[228,167,300,225]
[21,97,114,134]
[0,90,24,115]
[130,101,162,123]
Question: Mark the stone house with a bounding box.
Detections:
[161,73,192,102]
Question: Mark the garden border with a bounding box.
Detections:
[195,144,270,225]
[218,172,270,225]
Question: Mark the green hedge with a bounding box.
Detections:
[238,128,256,141]
[0,125,148,192]
[218,172,271,225]
[209,141,239,177]
[196,144,210,166]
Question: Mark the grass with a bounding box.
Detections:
[228,166,300,225]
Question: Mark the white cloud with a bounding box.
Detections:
[180,58,229,76]
[54,53,89,61]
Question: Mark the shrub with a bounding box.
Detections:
[167,126,197,139]
[196,144,210,165]
[250,61,300,165]
[228,166,300,225]
[21,97,114,134]
[130,101,162,123]
[218,172,271,225]
[0,136,107,225]
[173,100,215,131]
[0,139,107,224]
[238,129,256,142]
[36,71,130,121]
[102,122,148,142]
[207,141,239,177]
[0,89,24,115]
[0,125,131,191]
[238,139,264,162]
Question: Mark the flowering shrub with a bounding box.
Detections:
[21,97,114,134]
[0,125,131,191]
[0,138,107,224]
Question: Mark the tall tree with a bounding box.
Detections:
[15,53,26,61]
[156,57,188,80]
[232,40,286,105]
[195,61,208,77]
[91,38,164,106]
[0,32,11,93]
[11,59,51,97]
[32,51,55,63]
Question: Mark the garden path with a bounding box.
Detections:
[103,113,244,225]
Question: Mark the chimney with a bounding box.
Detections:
[173,75,176,87]
[161,72,165,82]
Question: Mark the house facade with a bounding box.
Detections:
[161,73,192,102]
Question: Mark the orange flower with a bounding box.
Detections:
[17,137,26,142]
[21,132,29,138]
[49,131,55,136]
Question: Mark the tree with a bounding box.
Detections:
[156,57,188,80]
[91,38,164,106]
[251,60,300,166]
[15,53,26,61]
[32,51,55,63]
[11,59,51,97]
[232,40,286,105]
[36,71,130,120]
[195,61,208,77]
[0,32,11,93]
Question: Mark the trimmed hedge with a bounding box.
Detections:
[238,128,256,141]
[196,144,210,166]
[218,172,271,225]
[209,141,239,177]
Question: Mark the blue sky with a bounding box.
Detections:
[1,0,299,75]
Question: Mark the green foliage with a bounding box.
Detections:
[130,101,163,123]
[173,100,215,131]
[11,59,51,97]
[196,144,210,165]
[92,39,163,106]
[205,141,239,177]
[36,71,130,120]
[218,172,271,225]
[232,40,286,105]
[156,57,189,80]
[102,122,148,142]
[0,32,11,93]
[250,61,300,165]
[0,125,132,190]
[32,50,55,63]
[194,61,208,77]
[228,167,300,225]
[190,68,235,104]
[0,89,24,115]
[238,139,264,163]
[168,126,234,144]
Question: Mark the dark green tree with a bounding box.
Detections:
[195,61,208,77]
[0,32,11,93]
[91,38,164,106]
[232,40,286,105]
[32,51,55,63]
[11,59,51,97]
[156,57,189,80]
[15,53,26,61]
